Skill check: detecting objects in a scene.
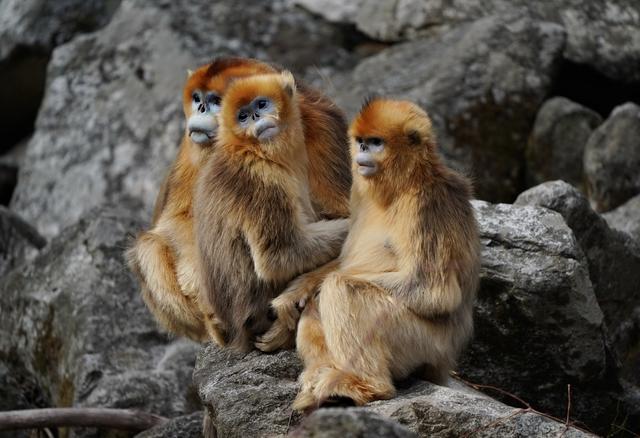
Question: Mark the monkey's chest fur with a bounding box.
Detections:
[207,222,287,351]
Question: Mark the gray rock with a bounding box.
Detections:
[0,206,200,437]
[333,15,565,202]
[526,97,602,190]
[291,408,417,437]
[194,345,593,438]
[0,162,17,205]
[515,181,640,389]
[0,0,122,152]
[460,201,627,432]
[369,381,593,437]
[0,205,45,276]
[194,346,303,438]
[584,103,640,212]
[0,0,121,58]
[135,411,203,438]
[300,0,640,83]
[9,0,360,238]
[603,194,640,243]
[292,0,366,24]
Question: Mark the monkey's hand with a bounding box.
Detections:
[271,292,303,331]
[273,258,340,330]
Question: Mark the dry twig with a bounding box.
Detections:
[0,408,167,432]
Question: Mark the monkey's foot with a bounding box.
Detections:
[312,368,395,406]
[292,389,318,413]
[255,320,294,352]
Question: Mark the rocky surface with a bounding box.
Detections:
[583,102,640,212]
[135,411,203,438]
[515,181,640,389]
[0,205,45,276]
[526,97,602,189]
[194,344,594,438]
[460,201,630,432]
[0,0,122,152]
[0,206,200,437]
[292,408,418,437]
[9,0,361,238]
[333,15,565,202]
[296,0,640,83]
[603,194,640,243]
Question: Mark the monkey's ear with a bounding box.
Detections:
[279,70,296,98]
[407,129,422,146]
[187,69,194,78]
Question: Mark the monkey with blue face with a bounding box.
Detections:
[194,71,349,352]
[126,58,352,344]
[259,98,480,410]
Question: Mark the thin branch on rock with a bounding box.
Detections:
[0,408,167,432]
[451,374,593,437]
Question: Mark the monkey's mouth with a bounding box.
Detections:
[256,120,279,142]
[189,128,215,144]
[355,153,378,176]
[188,114,217,145]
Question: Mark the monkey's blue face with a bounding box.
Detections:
[354,137,385,177]
[188,90,221,144]
[236,97,280,142]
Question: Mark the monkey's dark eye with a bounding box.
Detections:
[370,137,383,146]
[257,99,268,109]
[192,93,201,103]
[238,111,249,122]
[206,94,221,106]
[355,137,363,144]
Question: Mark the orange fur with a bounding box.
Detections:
[127,57,351,343]
[195,72,349,351]
[277,99,480,410]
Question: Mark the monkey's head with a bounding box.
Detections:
[183,58,276,145]
[218,71,299,149]
[349,98,435,184]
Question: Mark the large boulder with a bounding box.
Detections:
[515,181,640,389]
[296,0,640,83]
[194,345,594,438]
[333,15,565,202]
[0,0,122,152]
[526,97,602,190]
[0,206,200,437]
[583,103,640,213]
[459,201,629,432]
[603,194,640,243]
[9,0,361,238]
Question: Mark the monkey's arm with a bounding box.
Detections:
[256,258,340,352]
[244,202,348,283]
[353,270,463,320]
[273,258,340,329]
[150,170,172,226]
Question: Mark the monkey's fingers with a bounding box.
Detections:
[271,301,301,331]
